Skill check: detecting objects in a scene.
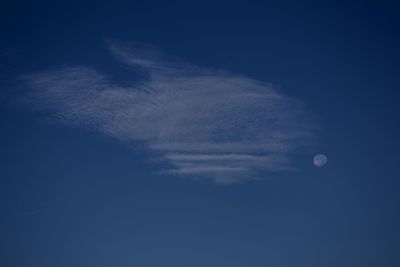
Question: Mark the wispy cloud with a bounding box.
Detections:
[21,42,315,184]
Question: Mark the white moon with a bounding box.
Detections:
[313,154,327,167]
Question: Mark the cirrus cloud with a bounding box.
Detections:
[21,42,315,184]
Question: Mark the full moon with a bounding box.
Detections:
[313,154,327,167]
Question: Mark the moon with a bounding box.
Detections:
[313,154,327,167]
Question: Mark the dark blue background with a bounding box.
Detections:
[1,0,400,266]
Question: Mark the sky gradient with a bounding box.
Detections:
[1,0,400,266]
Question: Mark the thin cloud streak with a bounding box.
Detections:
[22,42,315,183]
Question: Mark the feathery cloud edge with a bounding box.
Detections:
[21,42,316,184]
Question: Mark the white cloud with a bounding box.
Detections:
[21,42,315,184]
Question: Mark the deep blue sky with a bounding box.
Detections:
[1,0,400,266]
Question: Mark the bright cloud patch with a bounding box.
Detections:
[22,42,315,184]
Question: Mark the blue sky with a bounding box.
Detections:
[1,0,400,266]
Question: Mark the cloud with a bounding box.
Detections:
[21,42,315,184]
